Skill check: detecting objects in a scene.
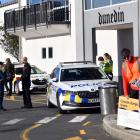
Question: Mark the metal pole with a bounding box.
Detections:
[18,0,22,62]
[82,0,85,61]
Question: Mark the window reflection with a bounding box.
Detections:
[112,0,130,4]
[85,0,91,10]
[27,0,68,7]
[92,0,110,8]
[85,0,132,10]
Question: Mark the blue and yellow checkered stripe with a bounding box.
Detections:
[64,94,90,103]
[58,88,95,104]
[58,88,90,104]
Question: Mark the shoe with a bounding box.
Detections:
[6,93,11,96]
[0,107,7,111]
[21,105,32,109]
[26,106,33,109]
[21,106,27,109]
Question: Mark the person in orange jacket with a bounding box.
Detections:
[121,48,140,99]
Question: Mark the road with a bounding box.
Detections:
[0,93,117,140]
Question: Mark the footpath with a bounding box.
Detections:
[103,114,140,140]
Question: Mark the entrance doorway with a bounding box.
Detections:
[92,27,134,95]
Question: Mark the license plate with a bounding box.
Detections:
[88,98,100,103]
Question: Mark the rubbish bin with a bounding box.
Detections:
[99,83,118,115]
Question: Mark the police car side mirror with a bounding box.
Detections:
[52,78,58,82]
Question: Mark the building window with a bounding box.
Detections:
[42,48,46,59]
[112,0,130,4]
[48,47,53,58]
[85,0,131,10]
[85,0,92,10]
[92,0,110,8]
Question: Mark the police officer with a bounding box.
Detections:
[21,57,32,108]
[0,62,7,111]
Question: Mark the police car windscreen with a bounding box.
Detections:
[60,67,107,81]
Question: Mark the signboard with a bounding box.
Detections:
[117,96,140,130]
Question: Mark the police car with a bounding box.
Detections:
[46,61,113,113]
[13,64,48,94]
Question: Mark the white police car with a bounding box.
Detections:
[46,61,114,113]
[13,64,48,94]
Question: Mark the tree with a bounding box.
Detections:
[0,26,19,61]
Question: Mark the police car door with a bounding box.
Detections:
[49,68,60,105]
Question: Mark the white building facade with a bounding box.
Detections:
[1,0,139,82]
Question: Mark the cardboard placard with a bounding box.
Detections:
[117,96,140,130]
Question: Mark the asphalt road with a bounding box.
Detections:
[0,93,117,140]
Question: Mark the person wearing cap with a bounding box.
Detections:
[21,57,32,108]
[121,48,140,99]
[0,62,7,111]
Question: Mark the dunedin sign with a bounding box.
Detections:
[98,10,124,25]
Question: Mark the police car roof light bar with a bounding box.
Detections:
[59,61,93,66]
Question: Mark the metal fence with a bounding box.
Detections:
[4,1,70,32]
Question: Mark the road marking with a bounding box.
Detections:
[20,124,42,140]
[69,116,87,123]
[5,96,16,101]
[80,130,86,135]
[83,121,91,126]
[20,114,61,140]
[2,118,24,125]
[64,136,82,140]
[37,116,58,124]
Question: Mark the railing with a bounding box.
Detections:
[4,1,70,32]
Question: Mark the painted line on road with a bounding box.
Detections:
[80,130,86,135]
[64,136,82,140]
[2,118,25,125]
[82,121,91,126]
[5,97,46,105]
[20,114,61,140]
[20,124,42,140]
[37,116,58,124]
[69,116,88,123]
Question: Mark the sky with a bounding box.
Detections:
[0,0,15,4]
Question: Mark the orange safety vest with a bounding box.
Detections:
[122,57,140,90]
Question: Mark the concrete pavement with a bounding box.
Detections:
[103,114,140,140]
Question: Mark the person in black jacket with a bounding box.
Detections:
[21,57,32,108]
[4,58,15,96]
[0,62,7,111]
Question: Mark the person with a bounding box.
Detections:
[21,57,32,108]
[4,58,15,96]
[121,48,140,99]
[103,53,113,80]
[0,62,7,111]
[98,56,104,70]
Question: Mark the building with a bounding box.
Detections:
[2,0,139,84]
[0,0,18,62]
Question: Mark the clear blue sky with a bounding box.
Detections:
[0,0,15,4]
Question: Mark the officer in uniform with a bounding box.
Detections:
[21,57,32,108]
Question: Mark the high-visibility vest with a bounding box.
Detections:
[103,60,112,73]
[122,57,140,90]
